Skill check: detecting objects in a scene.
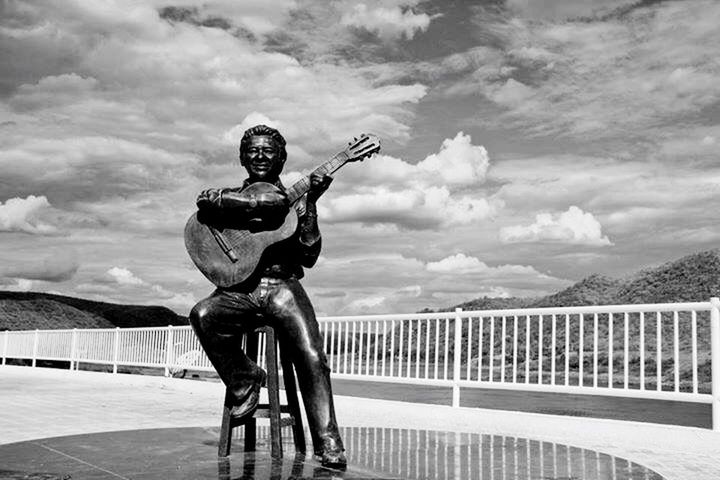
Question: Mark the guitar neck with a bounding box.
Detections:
[286,151,350,204]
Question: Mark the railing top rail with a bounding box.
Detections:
[115,326,180,332]
[5,329,73,335]
[318,301,714,323]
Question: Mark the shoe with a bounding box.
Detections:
[321,449,347,469]
[317,435,347,469]
[230,370,266,421]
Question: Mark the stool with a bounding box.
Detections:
[218,325,306,458]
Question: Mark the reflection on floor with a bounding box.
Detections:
[0,425,664,480]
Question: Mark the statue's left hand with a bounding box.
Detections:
[307,172,333,203]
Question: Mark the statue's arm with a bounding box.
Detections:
[296,172,333,268]
[196,188,289,217]
[297,198,322,268]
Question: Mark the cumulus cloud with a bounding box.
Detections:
[11,73,99,111]
[321,185,497,229]
[223,112,279,145]
[0,279,36,292]
[499,206,613,246]
[161,291,197,312]
[414,132,490,185]
[485,78,536,107]
[426,253,488,273]
[308,252,570,315]
[319,132,498,229]
[90,266,197,312]
[0,254,79,282]
[340,3,433,41]
[104,267,147,286]
[426,253,549,277]
[0,195,59,235]
[332,132,489,188]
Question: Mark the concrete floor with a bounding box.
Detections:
[2,365,720,479]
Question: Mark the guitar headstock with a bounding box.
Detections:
[343,134,381,162]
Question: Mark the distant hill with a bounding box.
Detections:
[0,291,188,331]
[616,249,720,304]
[452,295,536,312]
[3,249,719,331]
[446,249,720,312]
[531,274,622,308]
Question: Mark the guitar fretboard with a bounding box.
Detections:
[287,151,350,204]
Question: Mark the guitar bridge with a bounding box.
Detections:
[209,227,239,263]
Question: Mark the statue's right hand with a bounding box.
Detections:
[196,188,222,208]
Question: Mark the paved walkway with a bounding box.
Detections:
[2,365,720,479]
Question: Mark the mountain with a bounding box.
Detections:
[3,249,719,331]
[616,249,720,304]
[531,274,622,308]
[0,291,188,331]
[448,249,720,312]
[452,296,535,312]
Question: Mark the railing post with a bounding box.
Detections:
[165,325,174,377]
[452,308,463,407]
[32,329,39,368]
[2,330,8,365]
[70,328,77,371]
[711,297,720,432]
[112,327,120,374]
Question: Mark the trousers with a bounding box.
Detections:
[189,276,342,453]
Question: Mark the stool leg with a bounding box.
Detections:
[244,331,260,452]
[244,418,257,452]
[265,328,283,459]
[280,350,306,453]
[218,389,233,457]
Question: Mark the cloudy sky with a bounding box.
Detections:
[1,0,718,316]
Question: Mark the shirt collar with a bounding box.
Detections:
[242,178,285,190]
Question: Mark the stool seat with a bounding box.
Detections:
[218,325,306,458]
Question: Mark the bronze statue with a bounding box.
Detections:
[186,124,379,468]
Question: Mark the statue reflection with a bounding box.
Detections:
[215,425,663,480]
[217,452,353,480]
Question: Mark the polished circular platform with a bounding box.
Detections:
[0,425,665,479]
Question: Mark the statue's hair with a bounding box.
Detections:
[239,124,287,163]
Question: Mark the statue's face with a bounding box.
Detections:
[242,135,284,182]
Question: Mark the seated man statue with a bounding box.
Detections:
[188,124,346,467]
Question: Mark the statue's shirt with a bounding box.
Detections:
[197,179,321,291]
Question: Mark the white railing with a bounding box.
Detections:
[2,299,720,429]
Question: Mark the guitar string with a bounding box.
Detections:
[287,138,378,204]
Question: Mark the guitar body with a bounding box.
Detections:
[184,182,299,288]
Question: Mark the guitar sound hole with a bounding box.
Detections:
[198,210,284,233]
[246,216,284,232]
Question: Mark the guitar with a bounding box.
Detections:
[184,134,381,287]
